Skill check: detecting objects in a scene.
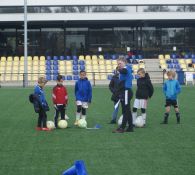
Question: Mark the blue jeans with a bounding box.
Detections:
[112,102,119,121]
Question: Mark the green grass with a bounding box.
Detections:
[0,86,195,175]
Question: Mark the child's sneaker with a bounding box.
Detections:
[35,127,42,131]
[109,119,116,124]
[42,127,51,131]
[112,128,124,133]
[125,127,134,132]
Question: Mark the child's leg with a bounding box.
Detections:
[81,107,86,120]
[59,105,65,120]
[54,106,59,127]
[162,106,170,124]
[75,105,82,125]
[174,107,180,124]
[132,107,137,125]
[42,111,47,128]
[141,108,146,125]
[37,112,43,128]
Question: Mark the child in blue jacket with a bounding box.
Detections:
[74,70,92,125]
[161,70,181,124]
[34,77,50,131]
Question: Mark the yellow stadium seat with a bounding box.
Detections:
[40,56,45,61]
[39,71,45,74]
[7,62,12,66]
[39,61,45,66]
[105,60,112,65]
[59,61,65,66]
[33,61,39,66]
[32,75,38,81]
[100,74,107,80]
[66,61,72,66]
[158,54,164,59]
[112,65,117,69]
[139,64,145,69]
[99,60,104,65]
[13,66,19,72]
[39,66,45,71]
[1,57,6,62]
[95,74,100,80]
[33,56,39,61]
[14,56,20,61]
[87,74,93,80]
[180,64,187,69]
[106,65,112,70]
[5,75,11,81]
[27,56,33,61]
[179,59,185,64]
[106,68,112,73]
[186,59,192,64]
[20,56,24,61]
[92,60,98,65]
[1,62,6,66]
[86,60,92,65]
[132,65,139,70]
[18,75,23,81]
[20,62,24,66]
[99,65,105,70]
[79,55,85,60]
[161,64,167,69]
[98,55,104,59]
[7,56,13,62]
[85,55,91,60]
[92,55,98,60]
[0,66,5,73]
[165,54,170,60]
[160,60,165,64]
[112,60,117,64]
[13,62,19,66]
[12,75,18,81]
[188,68,194,71]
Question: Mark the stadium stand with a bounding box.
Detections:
[0,54,144,83]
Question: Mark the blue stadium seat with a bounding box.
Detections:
[171,54,177,59]
[192,59,195,63]
[193,74,195,79]
[73,65,78,70]
[46,60,51,65]
[73,70,79,75]
[46,75,51,81]
[67,75,72,80]
[131,55,136,60]
[66,56,71,60]
[191,54,195,59]
[79,60,85,65]
[172,59,178,64]
[137,55,143,60]
[53,65,58,70]
[60,56,65,60]
[46,70,51,74]
[80,65,85,71]
[73,60,78,65]
[135,74,139,79]
[53,60,58,65]
[73,56,78,60]
[46,56,52,60]
[184,54,189,59]
[111,54,117,60]
[53,56,58,60]
[73,75,79,80]
[46,65,51,69]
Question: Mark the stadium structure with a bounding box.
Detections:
[0,0,195,85]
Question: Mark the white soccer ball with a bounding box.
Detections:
[58,120,68,129]
[134,116,144,128]
[78,119,87,128]
[118,115,123,126]
[46,121,55,130]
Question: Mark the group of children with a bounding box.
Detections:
[109,61,181,132]
[32,70,92,131]
[31,57,181,132]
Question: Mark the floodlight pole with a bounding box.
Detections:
[24,0,28,87]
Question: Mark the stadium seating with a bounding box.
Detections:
[0,54,144,82]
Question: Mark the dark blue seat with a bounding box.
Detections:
[60,56,65,60]
[53,65,58,71]
[46,61,51,65]
[66,56,71,60]
[111,54,117,60]
[53,60,58,65]
[73,56,78,60]
[171,54,177,59]
[184,54,189,59]
[138,55,143,60]
[67,75,72,80]
[192,59,195,63]
[73,65,78,70]
[191,54,195,59]
[73,60,78,65]
[46,56,52,61]
[73,75,79,80]
[46,75,51,81]
[80,65,85,71]
[53,56,58,61]
[46,70,51,74]
[107,75,113,80]
[73,70,79,75]
[79,60,85,65]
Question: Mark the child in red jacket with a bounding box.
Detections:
[52,74,68,128]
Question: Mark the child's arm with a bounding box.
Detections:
[176,81,181,94]
[109,78,115,93]
[52,86,57,104]
[88,81,92,103]
[147,79,154,98]
[162,82,167,96]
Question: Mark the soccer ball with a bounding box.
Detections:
[58,120,68,129]
[118,115,123,126]
[78,119,87,128]
[134,116,144,127]
[46,121,55,130]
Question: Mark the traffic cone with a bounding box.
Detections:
[62,160,88,175]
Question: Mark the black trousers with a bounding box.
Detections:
[120,89,133,129]
[38,109,47,128]
[54,105,65,127]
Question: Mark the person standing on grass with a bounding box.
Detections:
[132,68,154,127]
[161,70,181,124]
[34,77,51,131]
[113,57,134,133]
[74,70,92,125]
[109,67,120,124]
[52,74,68,128]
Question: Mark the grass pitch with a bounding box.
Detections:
[0,86,195,175]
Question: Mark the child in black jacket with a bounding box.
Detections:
[132,68,154,126]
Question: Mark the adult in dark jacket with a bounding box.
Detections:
[109,68,120,124]
[132,68,154,126]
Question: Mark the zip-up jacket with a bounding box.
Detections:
[109,73,120,102]
[75,78,92,102]
[163,79,181,100]
[52,84,68,105]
